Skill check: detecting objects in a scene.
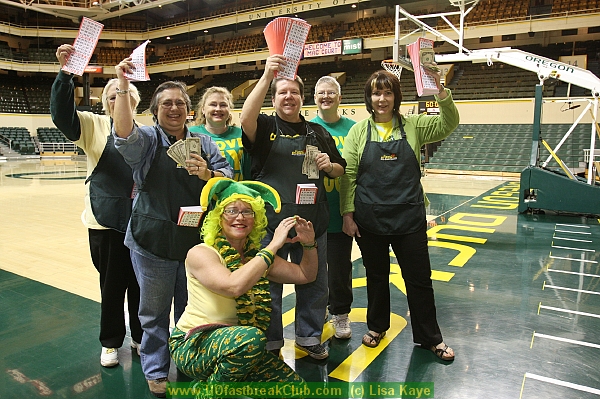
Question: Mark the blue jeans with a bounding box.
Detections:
[264,232,328,350]
[130,249,188,380]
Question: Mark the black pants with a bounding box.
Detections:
[355,223,443,347]
[89,229,143,348]
[327,231,354,315]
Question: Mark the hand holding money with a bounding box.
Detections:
[315,152,333,174]
[185,153,211,180]
[302,144,320,180]
[167,137,204,175]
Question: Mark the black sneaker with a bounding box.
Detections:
[295,343,329,359]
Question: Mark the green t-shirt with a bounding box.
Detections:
[310,115,356,233]
[188,124,250,181]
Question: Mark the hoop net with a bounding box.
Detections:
[381,59,403,79]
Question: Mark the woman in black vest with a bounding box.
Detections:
[112,58,233,398]
[51,44,143,368]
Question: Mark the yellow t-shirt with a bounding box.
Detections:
[374,120,395,142]
[175,244,238,332]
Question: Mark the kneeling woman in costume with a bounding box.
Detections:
[169,178,317,383]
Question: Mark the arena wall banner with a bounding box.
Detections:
[304,40,342,58]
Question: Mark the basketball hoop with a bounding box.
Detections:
[381,59,404,79]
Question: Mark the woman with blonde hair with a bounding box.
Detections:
[190,86,250,181]
[169,178,318,383]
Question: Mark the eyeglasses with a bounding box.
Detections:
[222,208,255,219]
[160,100,187,109]
[316,91,338,97]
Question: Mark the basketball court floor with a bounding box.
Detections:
[1,159,599,399]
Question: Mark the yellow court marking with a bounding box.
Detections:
[329,308,408,382]
[427,240,476,267]
[281,308,408,382]
[352,264,454,294]
[426,224,494,244]
[431,270,455,282]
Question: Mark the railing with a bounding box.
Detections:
[39,142,79,153]
[0,134,10,150]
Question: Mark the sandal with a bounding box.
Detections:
[428,343,455,361]
[362,331,386,348]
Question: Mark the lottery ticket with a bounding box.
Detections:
[407,37,439,97]
[62,17,104,76]
[124,40,151,82]
[264,17,311,80]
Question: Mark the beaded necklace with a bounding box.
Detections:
[214,235,272,332]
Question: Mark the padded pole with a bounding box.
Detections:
[530,84,543,167]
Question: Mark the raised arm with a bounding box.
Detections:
[113,58,135,138]
[50,44,81,141]
[240,55,285,143]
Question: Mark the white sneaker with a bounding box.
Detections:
[331,314,352,339]
[131,340,141,356]
[100,347,118,367]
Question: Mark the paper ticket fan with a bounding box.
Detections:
[407,37,439,97]
[264,17,311,80]
[124,40,151,82]
[62,17,104,76]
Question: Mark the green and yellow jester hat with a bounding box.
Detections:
[200,178,281,246]
[201,177,281,214]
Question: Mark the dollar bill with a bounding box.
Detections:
[306,144,320,180]
[167,139,186,167]
[186,137,201,160]
[420,48,440,72]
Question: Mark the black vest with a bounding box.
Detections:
[130,128,206,260]
[86,134,134,233]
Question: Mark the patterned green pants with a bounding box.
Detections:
[169,326,304,383]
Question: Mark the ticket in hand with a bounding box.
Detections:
[123,40,151,82]
[263,17,311,80]
[62,17,104,76]
[407,37,440,97]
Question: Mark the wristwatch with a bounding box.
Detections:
[210,170,215,179]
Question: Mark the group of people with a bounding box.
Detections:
[53,43,458,398]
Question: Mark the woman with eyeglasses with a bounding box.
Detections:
[340,69,459,361]
[169,178,317,385]
[51,45,143,369]
[189,86,250,181]
[112,58,233,398]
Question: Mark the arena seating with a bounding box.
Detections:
[426,124,600,174]
[0,127,36,155]
[37,127,69,143]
